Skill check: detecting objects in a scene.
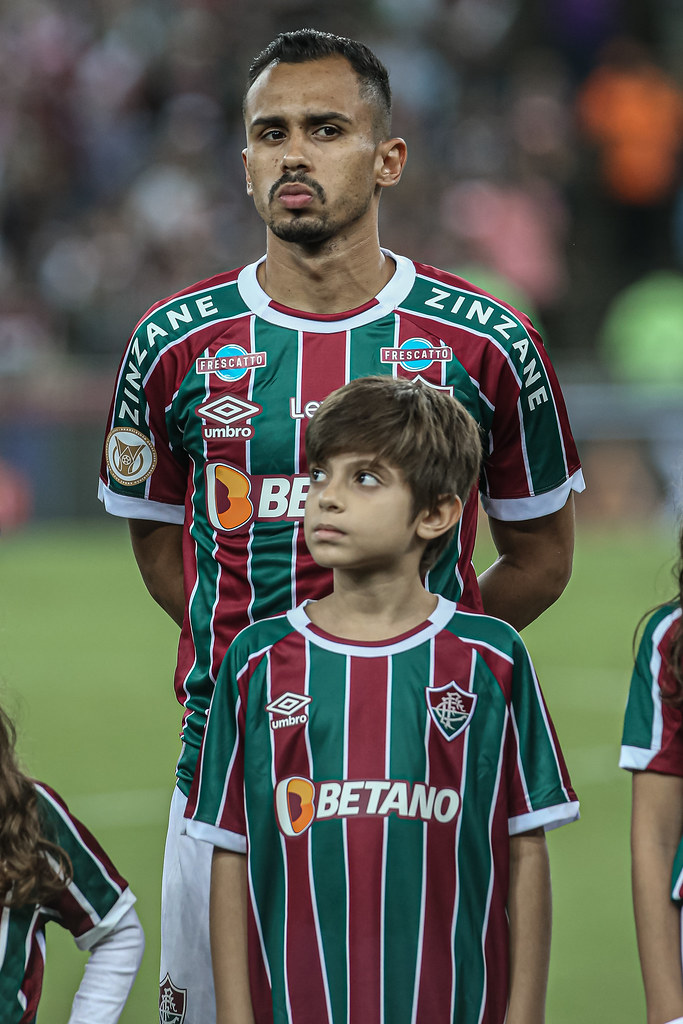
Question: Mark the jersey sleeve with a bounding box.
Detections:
[184,640,250,853]
[620,605,683,774]
[35,783,136,951]
[504,635,580,834]
[98,304,188,523]
[478,316,584,522]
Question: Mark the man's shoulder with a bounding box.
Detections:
[133,266,248,332]
[400,259,540,348]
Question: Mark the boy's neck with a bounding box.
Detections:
[305,572,438,642]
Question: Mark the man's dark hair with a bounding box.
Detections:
[245,29,392,138]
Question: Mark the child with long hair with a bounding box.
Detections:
[621,529,683,1024]
[0,701,144,1022]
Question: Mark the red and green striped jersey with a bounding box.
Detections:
[1,783,134,1024]
[620,603,683,901]
[186,596,579,1024]
[99,253,584,791]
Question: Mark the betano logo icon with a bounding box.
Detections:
[276,777,316,837]
[274,777,461,838]
[205,464,310,532]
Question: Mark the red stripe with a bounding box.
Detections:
[19,917,46,1023]
[345,656,389,1024]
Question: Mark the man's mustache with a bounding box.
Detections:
[269,173,326,204]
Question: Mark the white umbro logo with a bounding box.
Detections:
[265,692,312,731]
[266,692,312,716]
[196,394,262,440]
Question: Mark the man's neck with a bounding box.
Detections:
[257,232,396,314]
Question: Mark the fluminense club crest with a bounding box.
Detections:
[426,681,477,741]
[159,973,186,1024]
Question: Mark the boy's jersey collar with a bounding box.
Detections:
[237,249,416,333]
[286,595,458,658]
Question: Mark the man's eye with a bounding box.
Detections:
[263,129,285,141]
[315,125,339,137]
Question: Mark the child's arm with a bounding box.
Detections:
[210,847,255,1024]
[506,826,551,1024]
[632,770,683,1024]
[67,906,144,1024]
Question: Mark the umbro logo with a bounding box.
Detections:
[196,394,262,440]
[265,692,312,731]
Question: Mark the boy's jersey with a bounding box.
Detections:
[1,782,135,1024]
[620,603,683,901]
[186,597,579,1024]
[99,253,584,791]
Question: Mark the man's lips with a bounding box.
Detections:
[276,184,315,209]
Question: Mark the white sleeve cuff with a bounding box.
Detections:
[68,904,144,1024]
[184,817,247,853]
[481,469,585,522]
[98,480,185,523]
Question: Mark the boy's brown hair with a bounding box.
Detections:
[305,376,482,572]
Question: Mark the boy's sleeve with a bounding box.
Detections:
[505,637,580,835]
[184,644,248,853]
[35,784,136,951]
[620,606,683,774]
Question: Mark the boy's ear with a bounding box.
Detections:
[415,495,463,542]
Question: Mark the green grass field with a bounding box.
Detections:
[0,517,678,1022]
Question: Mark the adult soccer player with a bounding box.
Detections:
[99,29,584,1024]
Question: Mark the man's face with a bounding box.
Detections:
[242,56,385,246]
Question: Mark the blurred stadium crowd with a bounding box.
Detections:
[2,0,683,523]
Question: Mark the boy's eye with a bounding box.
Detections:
[310,467,326,483]
[357,471,380,487]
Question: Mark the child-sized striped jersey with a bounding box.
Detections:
[1,782,135,1023]
[620,603,683,901]
[99,253,584,791]
[186,597,579,1024]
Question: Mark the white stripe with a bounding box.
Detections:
[451,649,477,1020]
[291,330,305,608]
[244,315,257,624]
[0,907,9,973]
[343,656,352,1024]
[304,641,334,1024]
[409,641,434,1024]
[18,909,41,1011]
[380,658,392,1024]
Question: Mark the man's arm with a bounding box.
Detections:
[128,520,185,628]
[210,848,255,1024]
[477,495,575,631]
[631,770,683,1024]
[507,827,551,1024]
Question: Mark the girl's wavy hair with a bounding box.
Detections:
[0,705,72,907]
[634,523,683,708]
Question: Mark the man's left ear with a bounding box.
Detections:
[376,137,407,189]
[416,495,463,542]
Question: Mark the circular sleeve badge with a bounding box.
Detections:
[105,428,157,486]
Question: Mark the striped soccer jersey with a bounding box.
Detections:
[1,782,135,1024]
[620,603,683,901]
[186,596,579,1024]
[99,252,584,791]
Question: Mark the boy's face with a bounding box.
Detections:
[304,451,426,574]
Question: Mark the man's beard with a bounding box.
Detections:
[269,214,335,245]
